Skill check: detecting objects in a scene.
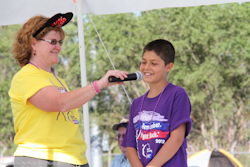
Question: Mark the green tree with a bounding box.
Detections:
[76,3,250,165]
[0,25,20,156]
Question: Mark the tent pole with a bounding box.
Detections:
[76,0,92,166]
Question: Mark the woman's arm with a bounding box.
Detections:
[127,147,144,167]
[29,70,128,112]
[146,123,186,167]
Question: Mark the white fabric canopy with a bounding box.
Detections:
[1,0,250,26]
[1,0,249,166]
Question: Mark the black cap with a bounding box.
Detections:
[33,12,73,37]
[112,115,129,130]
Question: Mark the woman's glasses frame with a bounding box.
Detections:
[36,38,63,46]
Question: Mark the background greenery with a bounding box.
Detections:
[1,2,250,166]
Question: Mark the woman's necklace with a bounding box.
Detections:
[138,83,169,133]
[28,62,68,92]
[28,62,74,121]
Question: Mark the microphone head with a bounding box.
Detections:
[135,71,143,81]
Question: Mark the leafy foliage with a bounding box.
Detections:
[0,25,20,155]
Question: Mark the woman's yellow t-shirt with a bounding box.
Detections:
[9,64,88,165]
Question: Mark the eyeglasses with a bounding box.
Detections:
[115,134,125,141]
[36,38,63,46]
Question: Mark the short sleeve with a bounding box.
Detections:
[126,98,139,148]
[121,126,128,147]
[9,67,53,106]
[170,90,192,137]
[122,100,138,149]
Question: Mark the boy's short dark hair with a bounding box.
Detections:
[143,39,175,65]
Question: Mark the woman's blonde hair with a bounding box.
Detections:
[12,15,65,67]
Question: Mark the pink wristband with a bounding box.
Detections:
[94,80,101,93]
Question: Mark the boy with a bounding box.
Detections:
[123,39,192,167]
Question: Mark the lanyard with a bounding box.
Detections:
[138,83,169,133]
[28,62,68,92]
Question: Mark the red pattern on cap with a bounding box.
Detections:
[52,16,67,26]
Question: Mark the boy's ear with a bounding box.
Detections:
[166,63,174,72]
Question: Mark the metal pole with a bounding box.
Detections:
[76,0,92,166]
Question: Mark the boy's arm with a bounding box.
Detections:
[146,123,186,167]
[127,147,144,167]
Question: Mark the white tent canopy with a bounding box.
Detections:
[1,0,250,26]
[1,0,250,166]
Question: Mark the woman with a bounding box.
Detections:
[9,12,128,167]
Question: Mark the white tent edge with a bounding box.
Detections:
[1,0,250,26]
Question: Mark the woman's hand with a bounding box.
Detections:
[96,70,129,90]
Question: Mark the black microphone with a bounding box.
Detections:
[108,71,143,82]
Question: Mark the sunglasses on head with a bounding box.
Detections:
[36,38,63,46]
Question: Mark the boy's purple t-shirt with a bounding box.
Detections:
[122,83,192,167]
